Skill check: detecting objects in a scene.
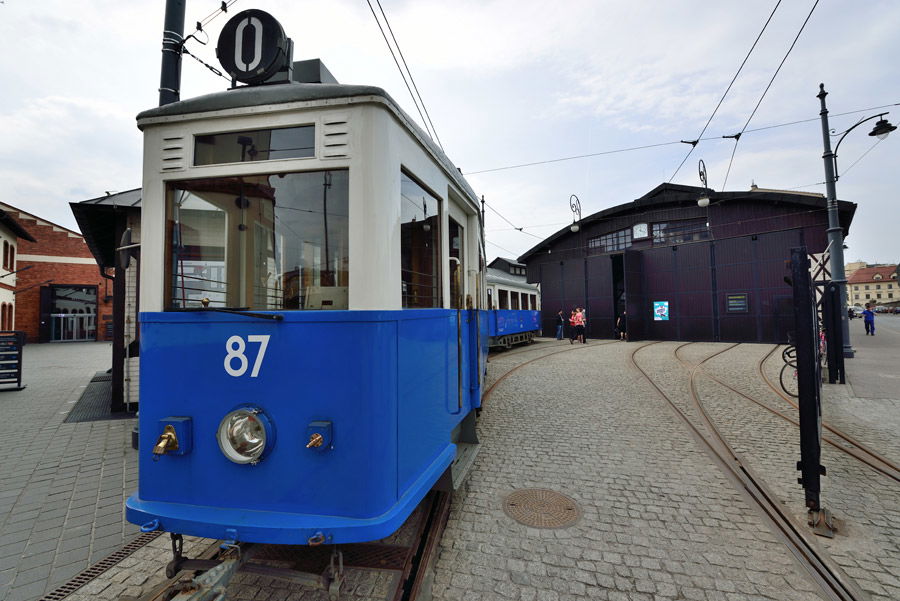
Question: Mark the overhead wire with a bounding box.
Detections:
[464,102,898,177]
[365,0,439,146]
[669,0,783,182]
[373,0,444,151]
[721,0,820,188]
[483,200,545,241]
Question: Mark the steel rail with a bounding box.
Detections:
[631,342,863,601]
[483,340,618,405]
[755,344,900,481]
[685,343,900,482]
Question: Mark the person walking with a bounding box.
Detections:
[863,303,876,336]
[616,311,628,341]
[555,310,565,340]
[569,309,578,344]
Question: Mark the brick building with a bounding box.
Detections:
[0,209,36,331]
[0,202,114,343]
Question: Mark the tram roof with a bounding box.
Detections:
[136,83,480,208]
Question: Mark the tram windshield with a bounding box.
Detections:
[166,169,349,311]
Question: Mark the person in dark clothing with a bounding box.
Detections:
[863,303,876,336]
[616,311,628,341]
[555,310,565,340]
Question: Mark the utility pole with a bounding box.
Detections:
[159,0,186,106]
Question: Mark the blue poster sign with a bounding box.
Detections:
[653,301,669,321]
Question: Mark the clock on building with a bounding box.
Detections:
[632,222,649,239]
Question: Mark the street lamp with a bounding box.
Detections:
[817,83,895,358]
[697,160,711,207]
[569,194,582,232]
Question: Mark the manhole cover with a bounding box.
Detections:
[503,488,580,528]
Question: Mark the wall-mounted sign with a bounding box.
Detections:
[726,292,750,313]
[653,301,669,321]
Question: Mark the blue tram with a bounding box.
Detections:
[125,10,537,547]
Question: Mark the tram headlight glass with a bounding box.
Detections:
[217,408,270,464]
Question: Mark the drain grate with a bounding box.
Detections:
[503,488,580,529]
[37,531,164,601]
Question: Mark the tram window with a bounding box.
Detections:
[511,292,520,310]
[166,170,349,311]
[499,289,508,310]
[449,218,464,309]
[401,173,440,308]
[194,126,315,166]
[530,294,537,310]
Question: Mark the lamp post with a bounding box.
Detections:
[569,194,582,232]
[817,83,896,358]
[697,160,711,207]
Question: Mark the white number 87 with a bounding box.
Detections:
[224,335,270,377]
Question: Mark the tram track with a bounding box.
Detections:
[675,342,900,483]
[484,340,618,405]
[630,341,866,601]
[755,345,900,482]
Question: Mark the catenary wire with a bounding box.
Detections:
[669,0,782,182]
[721,0,820,188]
[374,0,444,151]
[463,102,897,177]
[365,0,436,143]
[483,200,544,240]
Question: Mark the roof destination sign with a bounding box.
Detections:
[217,9,293,85]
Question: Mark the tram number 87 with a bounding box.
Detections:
[224,335,270,378]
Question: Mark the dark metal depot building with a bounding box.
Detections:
[518,183,855,343]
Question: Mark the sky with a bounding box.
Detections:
[1,0,898,265]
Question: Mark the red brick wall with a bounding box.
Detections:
[10,213,113,343]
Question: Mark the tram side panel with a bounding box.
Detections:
[129,309,476,545]
[488,309,542,347]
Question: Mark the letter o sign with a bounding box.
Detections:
[217,9,287,85]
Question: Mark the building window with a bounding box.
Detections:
[865,285,870,290]
[401,173,441,308]
[2,241,7,270]
[889,293,894,299]
[8,246,12,271]
[854,294,859,300]
[652,219,709,245]
[588,228,632,253]
[874,274,882,280]
[877,293,882,299]
[876,284,881,290]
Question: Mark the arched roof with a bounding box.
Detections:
[517,183,856,262]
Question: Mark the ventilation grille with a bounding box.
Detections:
[321,115,349,158]
[160,136,186,171]
[38,531,163,601]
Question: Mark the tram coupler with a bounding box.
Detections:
[166,533,225,579]
[808,507,842,539]
[327,547,344,601]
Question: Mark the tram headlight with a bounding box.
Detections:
[217,408,272,464]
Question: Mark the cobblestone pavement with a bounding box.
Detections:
[0,342,139,601]
[432,340,830,601]
[4,336,898,601]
